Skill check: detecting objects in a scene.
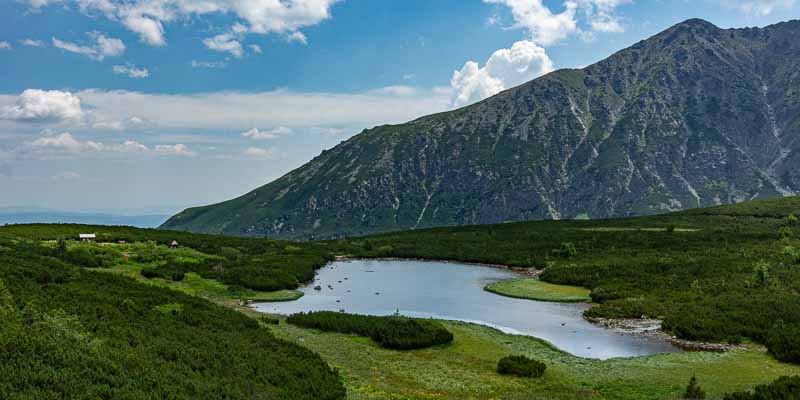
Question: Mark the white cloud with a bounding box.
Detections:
[155,143,196,156]
[735,0,795,15]
[57,87,452,131]
[19,0,58,9]
[190,60,227,69]
[113,63,150,78]
[243,146,274,159]
[203,32,244,57]
[485,0,631,45]
[32,0,340,48]
[0,41,11,50]
[24,131,192,158]
[91,115,151,131]
[0,89,84,122]
[21,38,44,47]
[241,126,292,140]
[576,0,631,33]
[485,0,578,46]
[249,44,262,54]
[286,31,307,44]
[450,40,554,107]
[122,15,166,45]
[52,32,125,60]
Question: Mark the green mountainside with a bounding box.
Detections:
[163,19,800,239]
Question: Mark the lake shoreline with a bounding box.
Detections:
[333,255,541,276]
[330,256,737,353]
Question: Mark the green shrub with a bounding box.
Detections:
[497,355,546,378]
[685,375,706,399]
[260,316,280,325]
[558,242,577,259]
[765,322,800,363]
[286,311,453,350]
[779,227,793,240]
[723,376,800,399]
[752,261,771,288]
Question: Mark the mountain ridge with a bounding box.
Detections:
[162,18,800,239]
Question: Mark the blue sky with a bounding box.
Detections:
[0,0,798,213]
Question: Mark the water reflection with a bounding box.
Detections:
[254,259,678,359]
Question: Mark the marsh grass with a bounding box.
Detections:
[485,279,592,303]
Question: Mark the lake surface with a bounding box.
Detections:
[254,259,679,359]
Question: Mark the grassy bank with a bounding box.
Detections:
[485,278,592,303]
[270,319,800,400]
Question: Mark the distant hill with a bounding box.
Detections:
[162,18,800,239]
[0,210,168,228]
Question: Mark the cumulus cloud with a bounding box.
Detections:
[122,15,166,45]
[155,143,196,156]
[286,31,307,44]
[203,32,244,57]
[112,63,150,78]
[27,0,339,49]
[241,126,292,140]
[0,89,84,122]
[52,32,125,60]
[243,146,274,159]
[735,0,796,15]
[21,38,44,47]
[450,40,554,107]
[485,0,631,44]
[576,0,631,33]
[485,0,578,45]
[24,131,193,158]
[0,41,11,50]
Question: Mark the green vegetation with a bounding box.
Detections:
[6,196,800,398]
[0,238,345,399]
[723,376,800,400]
[286,311,454,350]
[271,318,800,399]
[331,197,800,361]
[497,355,547,378]
[485,278,592,303]
[686,375,707,399]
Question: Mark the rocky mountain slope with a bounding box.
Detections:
[162,19,800,239]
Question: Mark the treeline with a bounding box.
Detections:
[141,253,329,292]
[723,376,800,399]
[0,237,346,399]
[1,224,333,293]
[325,197,800,363]
[286,311,454,350]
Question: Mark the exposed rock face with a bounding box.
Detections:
[162,19,800,239]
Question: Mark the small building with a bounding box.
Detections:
[79,233,96,242]
[170,240,179,249]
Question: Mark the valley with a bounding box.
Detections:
[3,196,800,398]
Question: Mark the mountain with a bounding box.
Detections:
[162,19,800,239]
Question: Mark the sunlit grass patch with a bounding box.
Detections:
[485,279,591,303]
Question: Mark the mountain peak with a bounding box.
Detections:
[162,20,800,239]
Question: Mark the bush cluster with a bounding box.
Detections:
[286,311,453,350]
[0,238,346,400]
[723,376,800,400]
[497,355,546,378]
